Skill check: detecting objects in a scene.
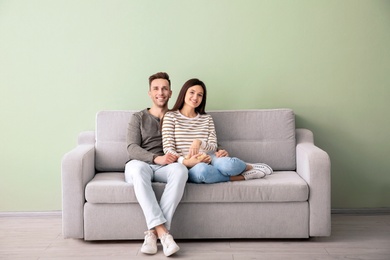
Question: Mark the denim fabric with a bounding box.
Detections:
[188,154,247,183]
[125,160,188,230]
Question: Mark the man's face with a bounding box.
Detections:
[148,78,172,108]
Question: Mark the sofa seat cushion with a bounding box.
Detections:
[86,171,308,204]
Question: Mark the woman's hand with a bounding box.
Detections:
[215,149,229,158]
[188,139,202,158]
[183,153,211,168]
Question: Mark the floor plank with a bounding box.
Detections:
[0,214,389,259]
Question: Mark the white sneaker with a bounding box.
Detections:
[248,163,273,175]
[140,230,157,255]
[159,233,180,257]
[242,169,266,180]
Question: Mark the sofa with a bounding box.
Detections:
[61,109,331,240]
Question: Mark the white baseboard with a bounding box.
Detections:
[0,211,62,217]
[331,208,390,214]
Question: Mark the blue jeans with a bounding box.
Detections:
[188,154,247,183]
[125,160,188,230]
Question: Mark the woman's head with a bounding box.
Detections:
[171,78,207,114]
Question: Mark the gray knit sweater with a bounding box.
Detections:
[126,109,164,164]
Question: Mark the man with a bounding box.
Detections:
[125,72,187,257]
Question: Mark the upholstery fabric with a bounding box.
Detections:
[95,109,296,172]
[209,109,296,171]
[84,202,309,240]
[95,110,135,172]
[62,109,331,240]
[85,171,308,204]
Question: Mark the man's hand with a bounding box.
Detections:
[154,153,179,165]
[215,149,229,158]
[183,153,211,168]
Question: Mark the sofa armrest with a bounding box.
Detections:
[61,142,96,239]
[296,128,331,237]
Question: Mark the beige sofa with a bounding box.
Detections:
[61,109,331,240]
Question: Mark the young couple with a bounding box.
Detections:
[125,72,272,257]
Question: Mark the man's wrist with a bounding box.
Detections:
[152,154,159,164]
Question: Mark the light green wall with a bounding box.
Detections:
[1,0,389,211]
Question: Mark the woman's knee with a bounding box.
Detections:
[212,157,246,176]
[188,163,210,183]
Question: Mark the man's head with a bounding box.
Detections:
[149,72,171,90]
[148,72,172,109]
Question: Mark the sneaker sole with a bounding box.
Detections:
[141,248,158,255]
[164,246,180,257]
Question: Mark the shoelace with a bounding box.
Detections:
[160,233,173,245]
[144,232,156,243]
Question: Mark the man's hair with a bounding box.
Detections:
[149,72,171,89]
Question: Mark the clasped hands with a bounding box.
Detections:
[155,139,229,167]
[183,140,229,168]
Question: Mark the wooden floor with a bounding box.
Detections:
[0,213,389,260]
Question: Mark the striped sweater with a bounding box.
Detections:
[162,110,218,163]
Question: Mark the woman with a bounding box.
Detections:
[162,78,272,183]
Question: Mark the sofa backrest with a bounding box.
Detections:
[209,109,296,171]
[95,109,296,172]
[95,110,135,172]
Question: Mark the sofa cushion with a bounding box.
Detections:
[95,110,135,172]
[85,172,308,204]
[95,109,296,172]
[209,109,296,171]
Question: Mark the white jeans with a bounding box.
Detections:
[125,160,188,230]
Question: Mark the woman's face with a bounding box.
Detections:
[184,85,204,110]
